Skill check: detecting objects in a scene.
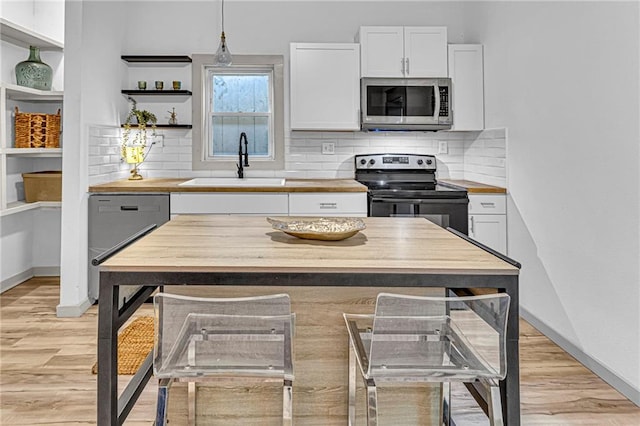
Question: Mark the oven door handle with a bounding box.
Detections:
[370,197,468,204]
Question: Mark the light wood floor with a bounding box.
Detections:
[1,277,638,425]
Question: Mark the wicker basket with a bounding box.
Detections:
[22,171,62,202]
[14,107,61,148]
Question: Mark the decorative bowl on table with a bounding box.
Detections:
[267,217,366,241]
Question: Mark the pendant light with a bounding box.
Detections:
[214,0,232,66]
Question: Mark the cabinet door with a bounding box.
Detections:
[404,27,448,77]
[448,44,484,130]
[290,43,360,130]
[358,26,405,77]
[289,192,367,216]
[170,193,289,215]
[469,214,507,254]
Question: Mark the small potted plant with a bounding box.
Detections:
[121,100,157,180]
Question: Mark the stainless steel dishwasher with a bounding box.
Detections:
[88,193,169,305]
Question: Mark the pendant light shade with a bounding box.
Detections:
[214,0,232,66]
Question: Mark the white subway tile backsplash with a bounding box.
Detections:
[290,131,324,139]
[290,162,324,171]
[89,155,110,166]
[88,124,508,188]
[99,164,120,175]
[337,138,369,147]
[145,170,182,178]
[161,146,191,155]
[307,170,342,179]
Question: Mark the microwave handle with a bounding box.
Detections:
[434,85,441,118]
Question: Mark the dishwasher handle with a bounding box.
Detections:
[120,205,139,211]
[91,224,157,266]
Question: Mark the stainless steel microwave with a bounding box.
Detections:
[360,77,452,131]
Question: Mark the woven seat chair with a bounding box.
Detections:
[344,292,510,426]
[153,292,295,425]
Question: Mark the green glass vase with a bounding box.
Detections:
[15,46,53,91]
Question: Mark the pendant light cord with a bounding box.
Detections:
[221,0,225,33]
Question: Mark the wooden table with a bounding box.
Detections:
[97,216,520,425]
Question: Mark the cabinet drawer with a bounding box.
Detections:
[289,193,367,216]
[171,193,288,215]
[468,195,506,214]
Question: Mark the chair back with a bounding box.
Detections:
[368,292,510,381]
[153,292,294,380]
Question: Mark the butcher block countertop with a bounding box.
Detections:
[102,215,519,275]
[88,178,367,193]
[438,179,506,194]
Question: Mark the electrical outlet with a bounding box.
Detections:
[438,141,448,154]
[321,142,335,155]
[151,134,164,148]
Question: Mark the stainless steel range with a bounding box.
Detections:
[355,153,469,234]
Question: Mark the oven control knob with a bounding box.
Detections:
[369,159,376,165]
[426,159,433,165]
[417,159,424,165]
[360,159,367,165]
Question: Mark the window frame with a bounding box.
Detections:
[192,54,284,171]
[205,68,274,160]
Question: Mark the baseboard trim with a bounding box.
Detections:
[1,269,35,293]
[33,266,60,276]
[56,298,92,318]
[521,307,640,407]
[1,267,62,294]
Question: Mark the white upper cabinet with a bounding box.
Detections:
[357,27,404,77]
[358,26,448,78]
[448,44,484,131]
[290,43,360,131]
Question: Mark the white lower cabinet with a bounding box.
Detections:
[170,192,367,217]
[468,194,507,254]
[289,193,367,217]
[170,193,289,215]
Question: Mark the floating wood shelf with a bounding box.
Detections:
[121,55,192,63]
[121,90,192,96]
[121,124,192,129]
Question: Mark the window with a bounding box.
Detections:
[192,55,284,171]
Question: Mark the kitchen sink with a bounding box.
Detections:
[179,177,286,187]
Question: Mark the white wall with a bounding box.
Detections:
[465,1,640,404]
[57,1,126,316]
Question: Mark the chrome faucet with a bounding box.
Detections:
[237,132,250,178]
